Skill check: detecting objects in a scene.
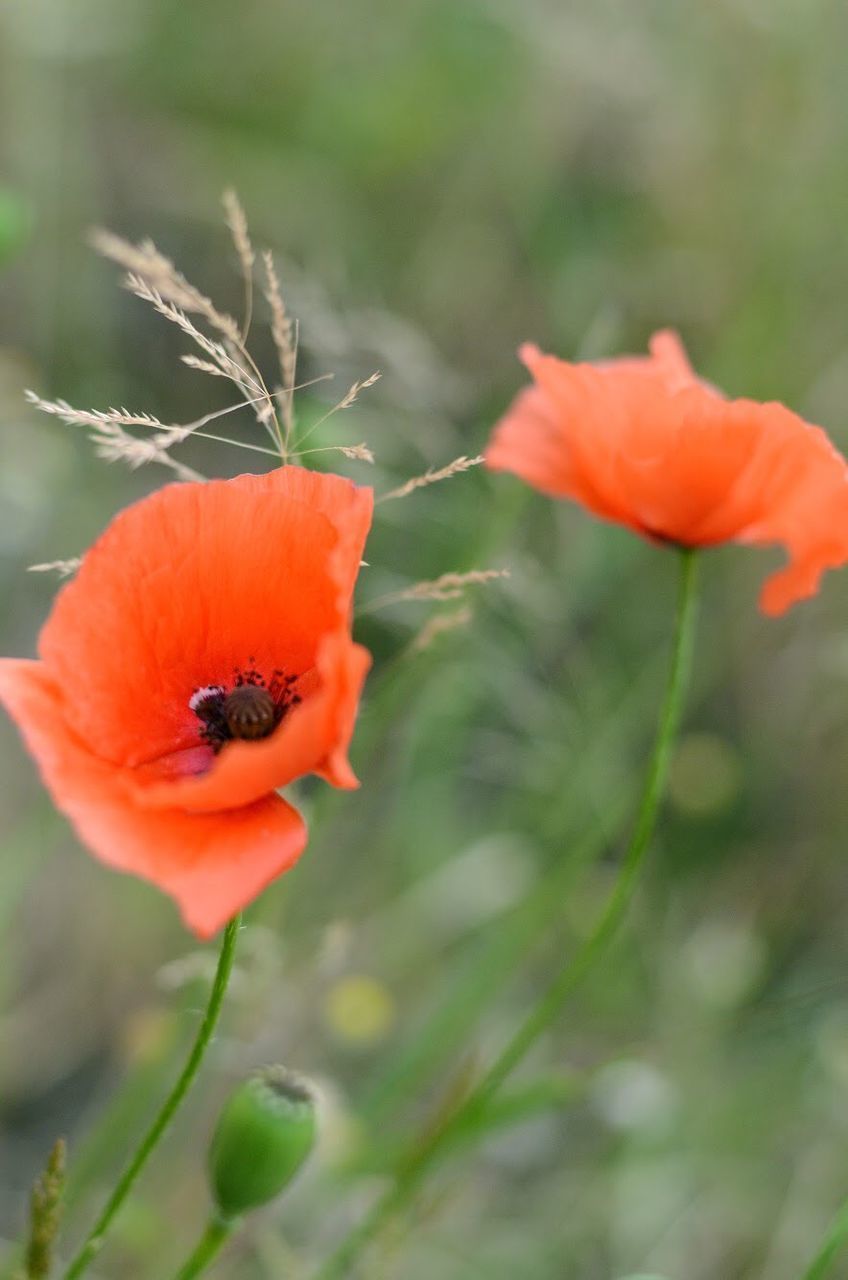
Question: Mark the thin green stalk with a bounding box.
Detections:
[313,548,700,1280]
[801,1201,848,1280]
[62,915,242,1280]
[172,1216,236,1280]
[24,1139,66,1279]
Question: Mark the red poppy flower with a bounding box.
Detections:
[0,467,372,937]
[485,331,848,614]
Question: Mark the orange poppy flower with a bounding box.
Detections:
[485,331,848,614]
[0,467,372,937]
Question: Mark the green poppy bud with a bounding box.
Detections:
[208,1068,317,1218]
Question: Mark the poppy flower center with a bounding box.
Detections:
[189,664,301,753]
[224,686,276,740]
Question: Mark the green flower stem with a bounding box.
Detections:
[172,1216,236,1280]
[62,914,242,1280]
[801,1201,848,1280]
[314,548,700,1280]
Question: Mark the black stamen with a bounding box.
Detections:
[190,664,301,753]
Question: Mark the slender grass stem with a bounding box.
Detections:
[801,1201,848,1280]
[62,915,242,1280]
[172,1216,236,1280]
[313,548,700,1280]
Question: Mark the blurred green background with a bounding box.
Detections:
[3,1,848,1277]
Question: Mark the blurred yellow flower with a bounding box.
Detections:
[323,975,396,1046]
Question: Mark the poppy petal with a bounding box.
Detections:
[486,333,848,613]
[485,384,578,500]
[38,467,372,770]
[127,634,371,813]
[0,659,307,937]
[268,464,374,613]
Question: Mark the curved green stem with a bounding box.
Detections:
[313,549,700,1280]
[801,1201,848,1280]
[62,915,242,1280]
[172,1216,236,1280]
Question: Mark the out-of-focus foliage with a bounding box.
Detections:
[2,2,848,1277]
[0,190,31,268]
